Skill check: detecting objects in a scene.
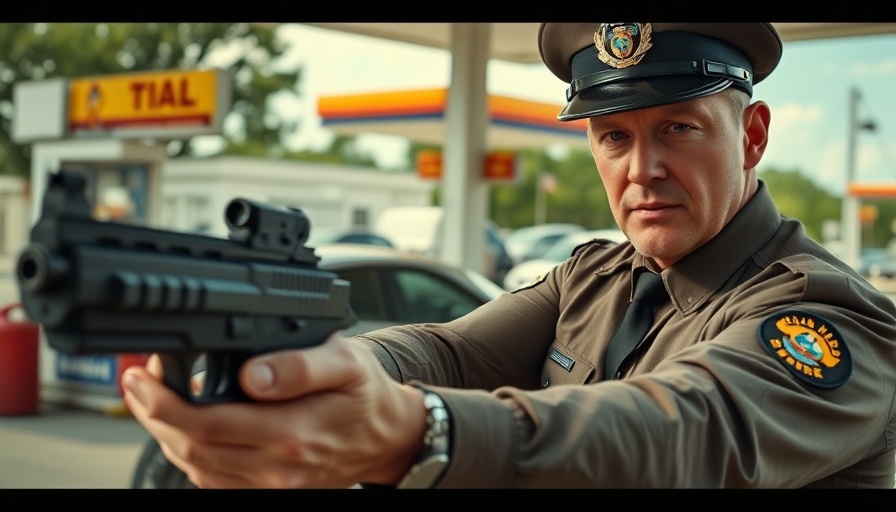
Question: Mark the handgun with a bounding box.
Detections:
[15,170,356,403]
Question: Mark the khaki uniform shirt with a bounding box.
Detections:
[354,181,896,488]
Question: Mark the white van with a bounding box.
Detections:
[374,206,512,284]
[374,206,445,254]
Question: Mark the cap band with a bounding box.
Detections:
[566,59,752,102]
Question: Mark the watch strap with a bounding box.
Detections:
[397,387,451,488]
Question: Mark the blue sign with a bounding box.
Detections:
[56,354,118,386]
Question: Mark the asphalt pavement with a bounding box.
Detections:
[0,401,148,489]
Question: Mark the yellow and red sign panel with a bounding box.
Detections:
[68,69,226,137]
[417,150,518,182]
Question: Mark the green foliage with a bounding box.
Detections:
[0,23,300,176]
[490,147,615,230]
[863,199,896,248]
[758,167,841,242]
[275,134,379,167]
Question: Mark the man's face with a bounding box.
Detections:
[587,92,752,269]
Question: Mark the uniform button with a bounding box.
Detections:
[542,379,550,388]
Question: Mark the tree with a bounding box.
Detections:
[758,167,842,242]
[0,23,300,177]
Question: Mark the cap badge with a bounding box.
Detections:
[594,23,653,69]
[756,310,852,389]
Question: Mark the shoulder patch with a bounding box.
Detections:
[756,309,851,389]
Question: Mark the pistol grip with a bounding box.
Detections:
[157,353,194,401]
[157,352,251,404]
[200,352,251,403]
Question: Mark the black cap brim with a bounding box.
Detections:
[560,75,735,121]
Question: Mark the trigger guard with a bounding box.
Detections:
[157,353,195,401]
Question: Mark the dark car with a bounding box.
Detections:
[485,221,514,287]
[130,243,507,488]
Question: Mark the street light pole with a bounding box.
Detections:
[841,87,861,270]
[841,87,877,270]
[535,175,545,225]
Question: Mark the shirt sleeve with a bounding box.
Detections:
[356,251,896,488]
[352,267,566,391]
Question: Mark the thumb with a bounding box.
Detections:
[242,357,276,397]
[239,334,360,401]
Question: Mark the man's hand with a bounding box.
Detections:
[122,334,428,489]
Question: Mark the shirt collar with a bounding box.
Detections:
[664,180,782,314]
[592,180,782,312]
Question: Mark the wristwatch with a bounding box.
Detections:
[397,387,451,488]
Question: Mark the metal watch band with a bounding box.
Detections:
[397,387,451,489]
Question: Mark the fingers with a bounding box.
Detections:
[240,334,369,402]
[122,364,351,488]
[120,336,392,488]
[123,365,266,443]
[146,353,163,377]
[123,365,288,486]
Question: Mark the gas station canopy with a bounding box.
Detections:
[317,87,589,149]
[306,23,896,64]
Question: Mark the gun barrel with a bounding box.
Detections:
[17,243,71,294]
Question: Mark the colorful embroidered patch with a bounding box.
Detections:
[756,309,851,389]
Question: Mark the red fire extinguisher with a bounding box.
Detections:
[0,303,40,415]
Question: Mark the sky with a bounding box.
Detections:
[244,24,896,197]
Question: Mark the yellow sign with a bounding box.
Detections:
[68,69,227,137]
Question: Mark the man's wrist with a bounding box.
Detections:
[396,386,451,488]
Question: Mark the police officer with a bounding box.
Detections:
[122,23,896,488]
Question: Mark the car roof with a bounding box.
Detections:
[312,243,507,300]
[307,226,392,240]
[505,223,585,242]
[313,242,465,272]
[315,241,410,258]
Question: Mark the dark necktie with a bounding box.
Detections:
[603,270,669,380]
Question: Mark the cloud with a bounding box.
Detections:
[769,102,824,141]
[763,102,826,165]
[848,58,896,77]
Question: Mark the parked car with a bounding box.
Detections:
[868,256,896,279]
[130,242,507,488]
[857,247,891,278]
[503,229,628,291]
[374,206,513,286]
[307,226,396,248]
[503,223,586,266]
